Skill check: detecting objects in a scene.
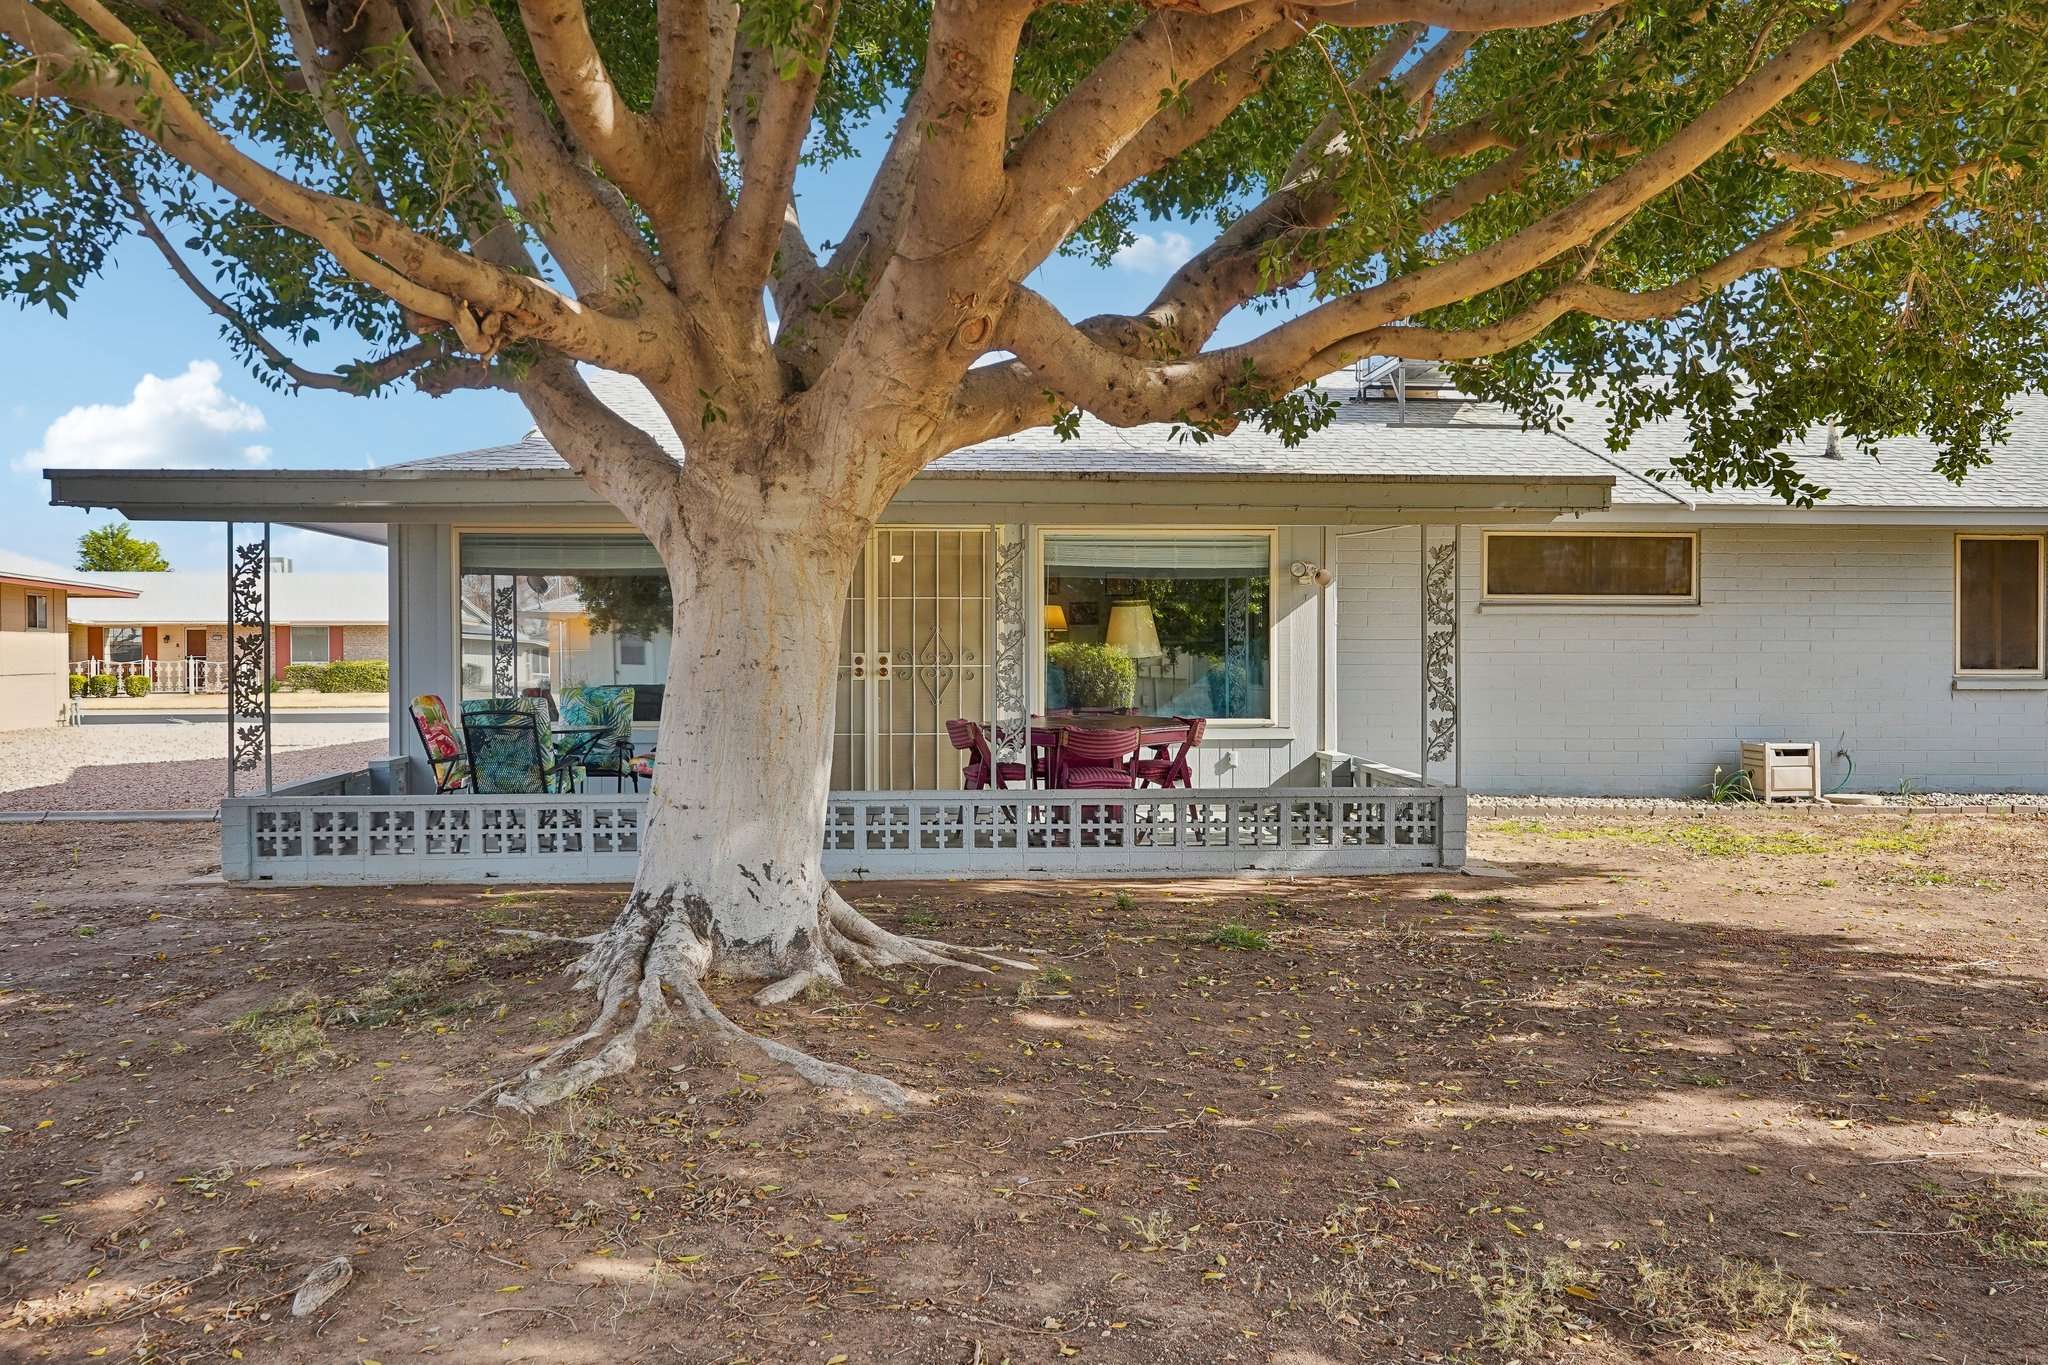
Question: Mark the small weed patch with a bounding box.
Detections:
[1503,822,1829,857]
[1849,826,1935,855]
[1203,921,1269,951]
[1936,1181,2048,1266]
[1468,1253,1598,1354]
[1017,964,1075,1003]
[226,994,333,1072]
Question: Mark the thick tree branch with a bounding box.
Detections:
[1195,0,1918,388]
[650,0,737,253]
[119,179,476,394]
[5,0,659,372]
[514,0,674,227]
[277,0,385,208]
[395,0,663,309]
[897,0,1037,259]
[1004,4,1284,265]
[1327,194,1944,364]
[516,356,687,519]
[1155,0,1622,27]
[951,0,1921,440]
[720,0,843,293]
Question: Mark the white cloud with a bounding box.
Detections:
[1111,230,1196,274]
[17,361,270,473]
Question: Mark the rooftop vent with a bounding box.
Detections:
[1351,358,1469,421]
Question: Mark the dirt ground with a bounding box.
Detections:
[2,812,2044,1364]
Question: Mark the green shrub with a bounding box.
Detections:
[278,659,390,693]
[84,673,119,699]
[123,674,151,698]
[318,659,388,693]
[1046,641,1136,709]
[67,673,86,698]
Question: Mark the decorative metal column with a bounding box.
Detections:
[1420,524,1460,786]
[489,576,517,697]
[226,522,273,797]
[990,524,1029,768]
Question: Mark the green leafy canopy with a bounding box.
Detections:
[2,0,2045,504]
[76,520,170,571]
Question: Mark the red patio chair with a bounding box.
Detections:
[945,718,1026,790]
[1050,726,1142,790]
[1134,716,1206,789]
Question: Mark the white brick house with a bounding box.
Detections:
[41,361,2048,880]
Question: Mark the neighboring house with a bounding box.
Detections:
[67,568,388,693]
[0,552,138,729]
[42,363,2048,811]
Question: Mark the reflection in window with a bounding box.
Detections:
[1483,532,1696,601]
[105,626,142,663]
[1042,533,1270,721]
[1957,535,2043,674]
[457,534,673,705]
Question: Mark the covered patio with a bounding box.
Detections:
[46,380,1615,884]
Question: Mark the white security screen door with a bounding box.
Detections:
[830,529,992,791]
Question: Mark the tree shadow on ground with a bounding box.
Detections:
[2,819,2043,1363]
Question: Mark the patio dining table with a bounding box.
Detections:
[1029,713,1197,788]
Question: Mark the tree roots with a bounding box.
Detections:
[487,887,1035,1115]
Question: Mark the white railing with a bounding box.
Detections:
[72,657,229,693]
[222,783,1465,884]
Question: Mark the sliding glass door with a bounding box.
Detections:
[458,528,992,788]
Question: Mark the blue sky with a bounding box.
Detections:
[1,113,1267,574]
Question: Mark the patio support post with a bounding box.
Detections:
[991,523,1029,768]
[226,521,273,797]
[1419,524,1460,786]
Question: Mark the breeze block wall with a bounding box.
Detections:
[1338,523,2048,797]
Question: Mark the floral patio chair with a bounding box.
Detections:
[408,694,470,794]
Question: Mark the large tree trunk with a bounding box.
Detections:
[632,517,849,981]
[496,446,1023,1113]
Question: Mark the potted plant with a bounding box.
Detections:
[1045,641,1136,710]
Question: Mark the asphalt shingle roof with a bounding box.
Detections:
[387,369,2048,512]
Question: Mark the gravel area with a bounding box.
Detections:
[1472,791,2048,812]
[0,723,387,811]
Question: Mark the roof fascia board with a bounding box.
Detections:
[50,467,1615,528]
[1570,505,2048,527]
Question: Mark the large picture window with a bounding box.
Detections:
[1042,532,1271,721]
[1483,532,1697,603]
[1956,534,2043,675]
[105,626,142,663]
[289,625,330,664]
[458,533,673,705]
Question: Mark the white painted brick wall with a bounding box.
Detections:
[1337,523,2048,796]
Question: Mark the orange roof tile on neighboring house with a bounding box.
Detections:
[0,551,140,599]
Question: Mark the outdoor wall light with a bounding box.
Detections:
[1290,560,1335,588]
